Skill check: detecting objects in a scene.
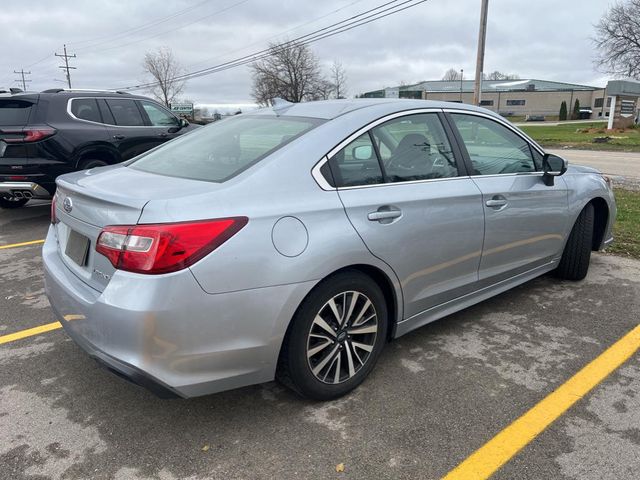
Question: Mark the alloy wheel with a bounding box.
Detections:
[306,290,378,384]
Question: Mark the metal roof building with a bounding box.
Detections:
[362,79,607,119]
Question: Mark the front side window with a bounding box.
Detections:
[450,113,537,175]
[141,101,179,126]
[327,133,383,187]
[106,99,145,126]
[70,98,101,123]
[130,115,322,182]
[371,113,458,182]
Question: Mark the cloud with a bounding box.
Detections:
[0,0,611,104]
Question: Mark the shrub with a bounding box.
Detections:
[559,101,568,121]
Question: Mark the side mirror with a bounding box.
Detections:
[352,145,373,161]
[179,118,189,128]
[542,153,568,186]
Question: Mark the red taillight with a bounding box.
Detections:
[3,127,56,143]
[51,193,57,224]
[96,217,248,274]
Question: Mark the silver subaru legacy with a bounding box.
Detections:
[43,99,616,400]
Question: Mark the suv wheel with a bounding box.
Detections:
[277,271,388,400]
[79,159,108,170]
[0,195,29,209]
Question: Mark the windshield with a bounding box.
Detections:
[129,115,323,182]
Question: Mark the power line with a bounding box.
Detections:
[184,0,366,71]
[75,0,251,54]
[69,0,212,49]
[118,0,428,91]
[13,69,32,90]
[55,44,77,88]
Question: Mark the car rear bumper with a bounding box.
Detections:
[0,181,51,199]
[42,226,316,398]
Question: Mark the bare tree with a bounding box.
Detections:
[485,71,520,80]
[330,60,348,99]
[250,41,326,105]
[442,68,462,81]
[143,47,186,107]
[594,0,640,79]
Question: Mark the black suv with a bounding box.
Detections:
[0,89,196,208]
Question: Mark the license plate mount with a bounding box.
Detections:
[65,230,90,266]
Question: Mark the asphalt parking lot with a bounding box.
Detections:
[1,201,639,480]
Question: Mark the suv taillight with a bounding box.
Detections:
[96,217,248,274]
[3,127,56,143]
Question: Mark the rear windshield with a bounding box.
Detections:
[0,99,34,126]
[129,115,323,182]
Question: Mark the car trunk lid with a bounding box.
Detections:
[54,164,224,291]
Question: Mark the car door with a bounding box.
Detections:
[101,98,155,160]
[138,100,184,145]
[327,111,485,319]
[446,111,569,283]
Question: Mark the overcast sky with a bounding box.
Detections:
[0,0,613,105]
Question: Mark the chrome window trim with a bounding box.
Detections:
[327,108,443,159]
[311,108,456,191]
[311,157,335,191]
[335,175,469,191]
[67,97,178,128]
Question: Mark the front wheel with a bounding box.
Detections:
[555,203,594,281]
[277,271,388,400]
[0,195,29,209]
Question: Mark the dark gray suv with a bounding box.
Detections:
[0,89,195,208]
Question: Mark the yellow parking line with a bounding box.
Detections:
[0,239,45,250]
[0,322,62,345]
[443,323,640,480]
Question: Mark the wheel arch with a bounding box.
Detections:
[588,196,609,251]
[282,263,402,348]
[74,144,121,168]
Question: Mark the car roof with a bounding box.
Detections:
[249,98,499,121]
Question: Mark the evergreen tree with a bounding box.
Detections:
[559,101,568,121]
[572,99,581,120]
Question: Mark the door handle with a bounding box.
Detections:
[485,198,508,208]
[112,134,125,140]
[368,210,402,222]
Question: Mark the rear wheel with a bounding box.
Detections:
[555,203,594,281]
[277,271,388,400]
[0,195,29,209]
[79,159,108,170]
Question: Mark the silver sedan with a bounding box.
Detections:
[43,99,616,400]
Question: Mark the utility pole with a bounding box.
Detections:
[13,69,31,91]
[55,44,77,89]
[473,0,489,105]
[460,69,464,102]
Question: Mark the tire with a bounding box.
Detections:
[0,195,29,209]
[555,203,594,281]
[79,159,108,170]
[277,270,388,400]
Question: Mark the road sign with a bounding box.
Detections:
[170,103,194,115]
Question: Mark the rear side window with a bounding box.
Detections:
[328,133,383,187]
[106,99,145,126]
[70,98,102,123]
[0,100,33,125]
[129,115,322,182]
